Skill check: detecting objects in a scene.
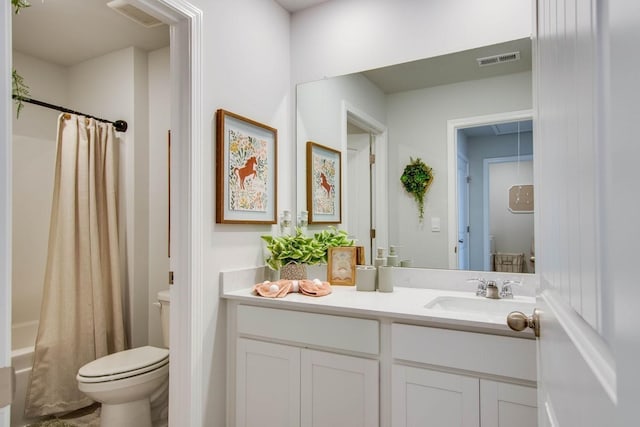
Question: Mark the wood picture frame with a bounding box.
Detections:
[327,246,357,285]
[306,141,341,224]
[216,109,277,224]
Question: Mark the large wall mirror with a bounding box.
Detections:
[296,37,535,274]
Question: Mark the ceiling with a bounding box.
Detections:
[461,120,533,138]
[362,38,532,94]
[12,0,170,67]
[275,0,329,12]
[12,0,324,67]
[13,2,531,99]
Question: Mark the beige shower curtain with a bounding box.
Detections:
[25,114,126,417]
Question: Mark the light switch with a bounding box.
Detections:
[431,217,441,232]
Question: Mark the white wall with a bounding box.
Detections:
[147,46,170,347]
[11,53,66,328]
[387,72,532,269]
[183,1,291,424]
[488,160,533,272]
[296,73,387,222]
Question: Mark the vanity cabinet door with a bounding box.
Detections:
[301,349,379,427]
[480,380,537,427]
[236,339,301,427]
[392,365,480,427]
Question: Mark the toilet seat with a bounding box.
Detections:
[77,346,169,384]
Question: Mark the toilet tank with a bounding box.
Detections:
[157,289,170,348]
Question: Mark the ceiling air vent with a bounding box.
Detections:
[107,0,163,28]
[476,51,521,67]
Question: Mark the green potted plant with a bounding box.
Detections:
[261,227,354,280]
[400,157,433,222]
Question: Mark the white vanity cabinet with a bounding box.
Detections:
[391,323,537,427]
[480,379,537,427]
[233,305,379,427]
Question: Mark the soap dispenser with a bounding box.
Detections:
[387,245,399,267]
[374,247,386,268]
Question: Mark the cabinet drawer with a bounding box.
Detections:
[392,323,535,381]
[237,305,379,355]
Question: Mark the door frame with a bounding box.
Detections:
[446,109,534,269]
[456,152,470,270]
[1,1,205,425]
[341,101,389,256]
[1,2,12,424]
[129,1,204,425]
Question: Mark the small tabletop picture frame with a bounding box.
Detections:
[216,109,277,224]
[327,246,357,286]
[306,141,341,224]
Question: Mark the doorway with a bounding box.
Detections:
[447,110,534,271]
[456,152,470,270]
[342,103,388,264]
[347,124,373,263]
[2,1,203,425]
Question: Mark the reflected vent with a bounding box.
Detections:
[107,0,163,28]
[476,51,521,67]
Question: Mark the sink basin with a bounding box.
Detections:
[424,295,535,318]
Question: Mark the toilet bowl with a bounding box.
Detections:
[77,290,171,427]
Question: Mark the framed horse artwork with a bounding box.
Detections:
[306,141,342,224]
[216,109,277,224]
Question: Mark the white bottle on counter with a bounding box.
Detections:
[374,247,386,268]
[387,245,399,267]
[377,266,394,292]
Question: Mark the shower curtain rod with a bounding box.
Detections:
[12,95,128,132]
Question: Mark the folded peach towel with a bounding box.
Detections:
[252,278,332,298]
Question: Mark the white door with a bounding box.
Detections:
[533,0,622,425]
[347,133,372,263]
[456,154,469,269]
[301,349,378,427]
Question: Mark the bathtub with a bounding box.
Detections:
[11,320,44,427]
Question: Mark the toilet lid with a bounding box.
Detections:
[78,346,169,380]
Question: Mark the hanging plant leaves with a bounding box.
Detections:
[11,0,31,118]
[12,0,30,14]
[400,157,433,221]
[12,69,30,118]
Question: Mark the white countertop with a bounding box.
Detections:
[222,284,536,338]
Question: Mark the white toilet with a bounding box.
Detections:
[77,290,171,427]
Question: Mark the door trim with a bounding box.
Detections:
[341,101,389,255]
[1,1,12,424]
[129,1,204,425]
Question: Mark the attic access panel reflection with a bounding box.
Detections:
[508,184,534,213]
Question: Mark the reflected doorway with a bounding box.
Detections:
[453,116,534,272]
[347,121,373,264]
[343,106,387,266]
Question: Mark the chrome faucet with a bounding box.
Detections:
[499,280,521,299]
[468,278,488,297]
[485,280,500,299]
[469,278,516,299]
